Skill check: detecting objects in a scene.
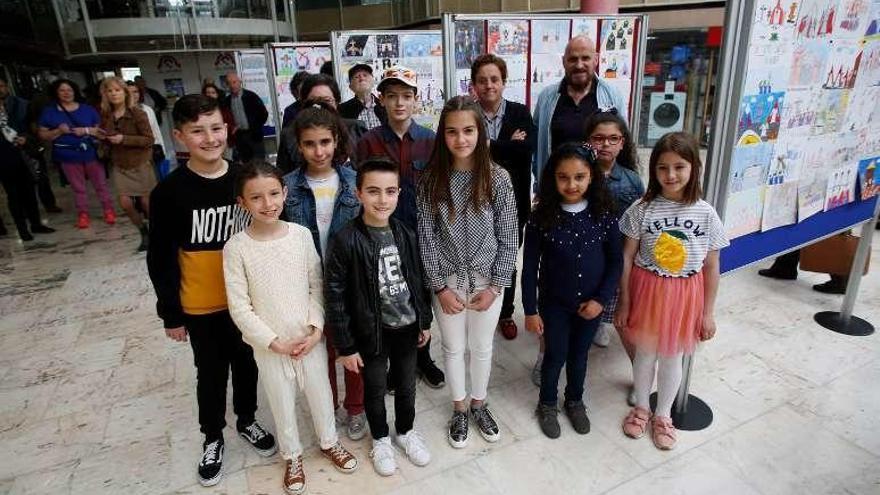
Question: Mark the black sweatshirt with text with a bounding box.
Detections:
[147,165,250,329]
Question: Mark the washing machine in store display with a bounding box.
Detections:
[647,92,686,143]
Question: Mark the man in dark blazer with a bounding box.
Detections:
[471,54,537,341]
[224,71,269,163]
[338,63,386,130]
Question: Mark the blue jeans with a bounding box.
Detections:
[539,304,600,405]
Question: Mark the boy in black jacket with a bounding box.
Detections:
[146,95,275,487]
[324,158,433,477]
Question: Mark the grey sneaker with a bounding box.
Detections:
[347,412,367,441]
[536,403,560,439]
[564,400,591,434]
[531,356,542,387]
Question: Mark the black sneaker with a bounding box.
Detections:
[536,403,560,439]
[564,400,591,434]
[448,410,469,448]
[238,421,277,457]
[418,359,445,389]
[470,404,501,443]
[198,438,224,487]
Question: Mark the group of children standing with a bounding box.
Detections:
[146,65,727,494]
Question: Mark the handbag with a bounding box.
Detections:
[53,104,96,153]
[800,232,870,276]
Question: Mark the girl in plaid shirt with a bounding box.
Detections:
[417,96,518,449]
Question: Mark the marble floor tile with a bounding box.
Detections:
[702,405,880,495]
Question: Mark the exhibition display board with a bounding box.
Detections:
[706,0,880,274]
[441,13,648,139]
[330,30,445,130]
[264,42,332,140]
[236,49,277,137]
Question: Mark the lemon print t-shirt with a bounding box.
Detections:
[619,196,729,277]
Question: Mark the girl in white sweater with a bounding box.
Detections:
[223,162,358,495]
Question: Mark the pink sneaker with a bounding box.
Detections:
[651,416,677,450]
[622,407,650,439]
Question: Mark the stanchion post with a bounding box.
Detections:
[814,198,879,336]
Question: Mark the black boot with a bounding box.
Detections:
[137,225,149,252]
[758,251,799,280]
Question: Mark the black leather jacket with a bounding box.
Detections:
[324,216,432,357]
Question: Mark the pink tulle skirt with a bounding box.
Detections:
[624,266,704,357]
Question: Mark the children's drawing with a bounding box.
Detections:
[843,85,880,130]
[455,20,484,70]
[725,188,765,239]
[797,136,835,220]
[529,53,567,111]
[794,0,838,41]
[768,139,805,183]
[342,35,374,59]
[778,88,818,137]
[822,39,861,89]
[789,40,832,88]
[599,18,636,78]
[812,88,851,134]
[867,0,880,36]
[531,20,569,54]
[858,155,880,199]
[488,20,529,56]
[736,91,785,144]
[376,35,399,59]
[824,164,858,210]
[855,39,880,87]
[835,0,872,39]
[401,34,442,58]
[761,182,799,231]
[730,143,774,193]
[500,55,528,105]
[571,18,599,43]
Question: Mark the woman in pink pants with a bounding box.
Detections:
[38,79,115,229]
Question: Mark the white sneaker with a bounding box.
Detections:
[593,323,612,347]
[370,437,397,476]
[395,430,431,467]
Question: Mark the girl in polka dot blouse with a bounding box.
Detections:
[521,142,623,439]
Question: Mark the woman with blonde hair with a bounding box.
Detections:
[99,76,155,251]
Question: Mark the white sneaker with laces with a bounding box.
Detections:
[395,430,431,466]
[370,437,397,476]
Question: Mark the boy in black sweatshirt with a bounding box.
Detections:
[146,95,275,487]
[324,158,433,477]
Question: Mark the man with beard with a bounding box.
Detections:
[533,36,627,184]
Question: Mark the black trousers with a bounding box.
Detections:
[185,310,259,440]
[0,150,42,236]
[362,324,419,439]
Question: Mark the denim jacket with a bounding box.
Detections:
[605,162,645,216]
[282,163,360,259]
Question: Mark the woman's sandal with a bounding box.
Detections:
[622,407,651,439]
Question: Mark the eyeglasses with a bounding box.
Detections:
[589,134,624,146]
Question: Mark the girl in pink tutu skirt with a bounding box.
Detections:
[614,132,728,450]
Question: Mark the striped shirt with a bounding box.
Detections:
[481,99,506,141]
[619,197,728,278]
[417,164,519,292]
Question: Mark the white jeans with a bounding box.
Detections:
[433,274,504,402]
[253,339,338,460]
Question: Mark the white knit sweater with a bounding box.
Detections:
[223,222,324,351]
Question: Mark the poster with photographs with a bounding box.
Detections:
[271,43,331,123]
[333,32,444,129]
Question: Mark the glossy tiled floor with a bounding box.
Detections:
[1,191,879,494]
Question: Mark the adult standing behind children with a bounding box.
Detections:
[357,66,446,390]
[326,158,434,476]
[471,54,536,341]
[224,71,268,163]
[533,36,627,183]
[38,79,116,229]
[339,63,386,130]
[147,95,276,487]
[99,76,155,252]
